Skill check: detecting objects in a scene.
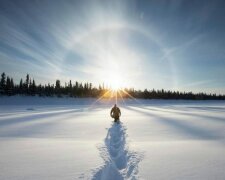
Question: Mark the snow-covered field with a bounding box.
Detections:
[0,96,225,180]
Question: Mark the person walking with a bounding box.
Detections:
[110,104,121,122]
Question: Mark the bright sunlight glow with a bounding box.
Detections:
[108,73,123,91]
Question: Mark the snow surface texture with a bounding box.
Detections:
[0,96,225,180]
[82,122,143,180]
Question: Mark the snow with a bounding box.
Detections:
[85,122,143,180]
[0,96,225,180]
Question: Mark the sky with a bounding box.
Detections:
[0,0,225,94]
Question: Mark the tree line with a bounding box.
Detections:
[0,72,224,100]
[0,72,100,97]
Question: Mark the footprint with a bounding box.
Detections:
[86,122,143,180]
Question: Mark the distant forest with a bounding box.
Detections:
[0,72,225,100]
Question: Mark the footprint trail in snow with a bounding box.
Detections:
[90,122,143,180]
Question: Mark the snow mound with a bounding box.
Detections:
[88,122,143,180]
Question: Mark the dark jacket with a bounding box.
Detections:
[110,106,121,119]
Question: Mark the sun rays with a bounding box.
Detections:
[88,87,139,109]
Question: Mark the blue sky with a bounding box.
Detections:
[0,0,225,93]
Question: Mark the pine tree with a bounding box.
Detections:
[89,83,92,90]
[25,74,29,95]
[0,72,6,94]
[31,79,36,96]
[37,84,43,96]
[19,79,23,94]
[55,80,61,97]
[29,79,32,95]
[6,76,12,95]
[69,80,72,96]
[10,78,14,95]
[55,80,60,89]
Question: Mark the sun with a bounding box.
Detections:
[107,73,123,91]
[99,59,128,91]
